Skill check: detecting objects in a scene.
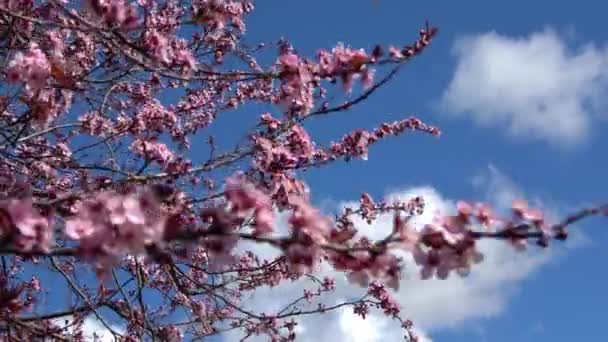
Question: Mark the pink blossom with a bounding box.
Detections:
[475,203,495,227]
[288,197,332,244]
[414,247,454,280]
[253,207,274,235]
[6,43,50,91]
[0,6,590,340]
[260,113,282,131]
[437,215,468,235]
[456,201,473,220]
[88,0,138,28]
[287,124,315,160]
[278,53,300,72]
[224,172,275,235]
[175,49,198,71]
[144,30,173,64]
[512,199,544,225]
[276,50,316,116]
[285,243,321,274]
[1,199,53,253]
[160,325,184,342]
[65,189,166,269]
[360,193,376,221]
[130,139,175,167]
[361,68,375,88]
[388,45,404,59]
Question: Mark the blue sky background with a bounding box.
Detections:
[225,1,608,341]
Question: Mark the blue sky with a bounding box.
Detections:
[221,1,608,341]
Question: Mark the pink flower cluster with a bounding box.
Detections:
[359,193,377,222]
[26,88,73,127]
[130,139,175,168]
[144,29,173,65]
[0,171,29,201]
[192,0,253,32]
[251,121,317,172]
[284,197,333,273]
[387,25,439,61]
[401,201,493,279]
[1,3,594,338]
[141,30,198,71]
[87,0,138,29]
[341,252,403,291]
[65,189,166,272]
[512,199,545,225]
[330,117,441,161]
[6,43,51,91]
[409,200,551,279]
[368,281,400,318]
[132,100,179,134]
[79,111,114,136]
[269,173,310,209]
[284,193,428,289]
[224,173,274,236]
[276,51,316,117]
[0,199,53,253]
[317,44,374,91]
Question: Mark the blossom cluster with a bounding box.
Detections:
[0,2,602,341]
[0,199,53,254]
[87,0,139,29]
[63,188,167,272]
[6,43,51,91]
[224,172,274,236]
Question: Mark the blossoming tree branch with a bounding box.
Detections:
[0,1,604,341]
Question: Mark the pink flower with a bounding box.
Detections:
[278,53,300,72]
[475,203,495,227]
[160,325,183,342]
[285,243,320,274]
[288,197,332,244]
[65,217,97,241]
[361,68,375,88]
[30,276,41,292]
[130,139,175,167]
[253,207,274,235]
[512,199,544,225]
[88,0,138,28]
[456,201,473,220]
[260,113,281,131]
[360,193,376,221]
[65,188,167,269]
[276,50,316,116]
[225,172,274,235]
[175,49,197,71]
[2,199,53,253]
[287,124,315,159]
[388,45,404,59]
[414,247,454,280]
[437,215,468,236]
[6,43,51,91]
[144,30,172,64]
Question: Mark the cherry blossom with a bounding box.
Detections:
[6,43,51,91]
[0,2,603,341]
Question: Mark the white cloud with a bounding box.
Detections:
[439,28,608,147]
[223,167,581,342]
